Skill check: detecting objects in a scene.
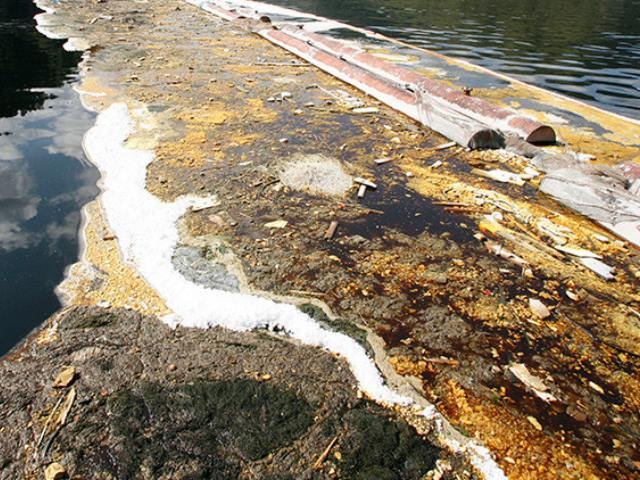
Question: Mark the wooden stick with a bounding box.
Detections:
[324,221,338,240]
[433,201,472,207]
[424,357,459,366]
[314,436,339,470]
[36,396,64,448]
[58,388,76,426]
[357,184,367,199]
[289,289,326,297]
[353,177,377,189]
[433,141,456,151]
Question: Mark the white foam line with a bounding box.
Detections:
[85,102,507,480]
[84,103,409,406]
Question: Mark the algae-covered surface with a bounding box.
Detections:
[2,0,640,478]
[0,307,444,479]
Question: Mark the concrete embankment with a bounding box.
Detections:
[2,0,640,479]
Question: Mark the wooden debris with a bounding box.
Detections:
[357,184,367,199]
[472,168,525,186]
[580,257,615,280]
[353,177,377,189]
[529,298,551,319]
[52,366,76,388]
[554,245,602,259]
[509,363,557,402]
[520,166,540,179]
[433,201,472,207]
[592,233,610,243]
[374,157,392,165]
[36,396,65,448]
[289,289,326,297]
[536,217,572,244]
[38,388,77,458]
[484,240,530,272]
[324,221,338,240]
[264,219,288,229]
[430,160,443,169]
[527,416,543,431]
[58,387,77,426]
[433,141,456,151]
[351,106,379,114]
[314,435,339,470]
[589,381,605,395]
[565,289,581,301]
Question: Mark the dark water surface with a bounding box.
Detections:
[0,0,99,355]
[268,0,640,119]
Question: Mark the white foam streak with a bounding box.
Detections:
[84,103,409,406]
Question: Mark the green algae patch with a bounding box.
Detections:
[299,303,372,356]
[333,405,440,479]
[60,306,123,329]
[106,379,314,478]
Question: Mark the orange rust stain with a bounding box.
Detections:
[440,379,600,480]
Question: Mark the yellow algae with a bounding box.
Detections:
[176,106,230,125]
[244,97,279,123]
[225,63,307,76]
[59,201,169,317]
[156,133,210,168]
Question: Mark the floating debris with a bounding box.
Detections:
[351,106,379,114]
[527,416,543,431]
[529,298,551,319]
[509,363,557,403]
[472,168,525,186]
[353,177,377,189]
[324,221,338,240]
[554,245,602,259]
[520,166,540,180]
[433,141,456,151]
[580,257,615,280]
[264,219,288,229]
[52,366,76,388]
